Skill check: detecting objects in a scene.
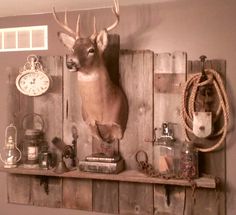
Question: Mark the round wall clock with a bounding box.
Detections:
[15,55,52,96]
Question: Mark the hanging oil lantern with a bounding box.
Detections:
[22,113,46,168]
[0,123,22,168]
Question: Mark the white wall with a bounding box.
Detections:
[0,0,236,214]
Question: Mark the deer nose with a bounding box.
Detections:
[66,56,80,72]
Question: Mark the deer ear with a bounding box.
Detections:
[96,30,108,51]
[58,32,75,51]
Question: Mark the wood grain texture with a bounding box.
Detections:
[118,50,154,215]
[119,182,154,215]
[0,167,217,188]
[92,180,119,214]
[34,56,63,143]
[154,51,187,142]
[62,178,92,211]
[28,56,64,208]
[63,51,94,211]
[7,174,31,204]
[184,187,220,215]
[6,66,33,204]
[4,53,226,215]
[153,52,187,215]
[31,176,62,207]
[119,50,154,169]
[186,59,226,215]
[154,185,185,215]
[63,56,92,161]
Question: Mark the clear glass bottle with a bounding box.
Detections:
[154,123,175,175]
[180,141,198,179]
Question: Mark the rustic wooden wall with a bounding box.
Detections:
[5,43,225,214]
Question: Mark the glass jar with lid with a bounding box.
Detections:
[180,141,198,179]
[154,123,175,175]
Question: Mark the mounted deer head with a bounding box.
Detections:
[53,0,128,144]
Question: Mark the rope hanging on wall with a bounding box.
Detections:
[180,68,230,152]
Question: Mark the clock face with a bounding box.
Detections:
[16,71,51,96]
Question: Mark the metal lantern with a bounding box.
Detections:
[0,123,22,168]
[22,113,46,168]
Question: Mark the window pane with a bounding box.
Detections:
[32,29,44,48]
[0,32,2,49]
[0,26,47,52]
[4,31,16,49]
[18,30,30,49]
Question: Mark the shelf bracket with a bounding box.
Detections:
[39,176,49,195]
[164,185,171,206]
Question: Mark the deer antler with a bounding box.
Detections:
[106,0,120,32]
[52,7,80,39]
[91,0,119,37]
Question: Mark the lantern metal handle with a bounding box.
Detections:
[22,113,45,131]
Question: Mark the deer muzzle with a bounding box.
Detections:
[66,55,81,72]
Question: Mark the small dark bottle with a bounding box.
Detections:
[39,146,51,170]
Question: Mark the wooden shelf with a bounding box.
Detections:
[0,166,217,189]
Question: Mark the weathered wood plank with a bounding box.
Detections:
[92,180,119,214]
[6,66,33,205]
[119,50,154,169]
[63,52,93,211]
[63,55,92,161]
[186,59,226,215]
[28,56,63,208]
[153,51,187,215]
[119,50,154,215]
[0,167,217,188]
[154,51,186,142]
[31,176,62,207]
[154,185,185,215]
[7,174,31,204]
[119,182,154,215]
[62,178,92,211]
[34,56,63,143]
[184,187,220,215]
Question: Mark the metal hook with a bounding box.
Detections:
[199,55,207,81]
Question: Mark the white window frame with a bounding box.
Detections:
[0,25,48,52]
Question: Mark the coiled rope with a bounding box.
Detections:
[180,69,229,152]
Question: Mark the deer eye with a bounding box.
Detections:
[88,48,95,54]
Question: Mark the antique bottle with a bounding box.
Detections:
[154,123,175,175]
[39,145,52,169]
[180,141,198,179]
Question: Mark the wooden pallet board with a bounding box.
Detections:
[31,176,62,207]
[153,51,187,215]
[62,178,92,211]
[0,167,217,188]
[185,59,226,215]
[119,182,154,215]
[4,50,225,214]
[7,174,31,205]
